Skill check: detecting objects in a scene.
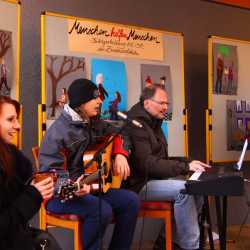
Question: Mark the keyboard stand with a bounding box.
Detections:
[214,196,228,250]
[184,170,244,250]
[199,196,215,250]
[200,195,228,250]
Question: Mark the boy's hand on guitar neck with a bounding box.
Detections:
[75,175,91,196]
[113,154,130,180]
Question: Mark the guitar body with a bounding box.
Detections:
[83,136,121,193]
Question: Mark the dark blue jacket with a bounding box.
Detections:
[39,110,130,180]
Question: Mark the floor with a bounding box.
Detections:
[214,225,250,250]
[130,225,250,250]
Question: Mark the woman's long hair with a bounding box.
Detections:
[0,96,20,179]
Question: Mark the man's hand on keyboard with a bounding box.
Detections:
[189,160,211,172]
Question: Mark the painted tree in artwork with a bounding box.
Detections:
[0,30,11,59]
[46,56,85,117]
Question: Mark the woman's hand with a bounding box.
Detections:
[31,177,54,201]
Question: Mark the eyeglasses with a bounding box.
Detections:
[150,99,170,106]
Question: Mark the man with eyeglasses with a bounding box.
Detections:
[124,84,210,250]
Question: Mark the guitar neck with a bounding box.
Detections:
[82,171,99,185]
[80,165,107,186]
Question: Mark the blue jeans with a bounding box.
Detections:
[46,188,140,250]
[139,179,202,249]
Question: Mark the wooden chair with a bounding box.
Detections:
[33,146,172,250]
[140,201,173,250]
[32,146,83,250]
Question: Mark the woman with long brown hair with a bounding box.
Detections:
[0,96,54,250]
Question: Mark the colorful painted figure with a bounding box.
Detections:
[57,88,68,107]
[228,62,234,94]
[0,58,10,92]
[160,76,166,86]
[109,91,121,120]
[215,53,224,94]
[145,75,153,87]
[96,73,109,101]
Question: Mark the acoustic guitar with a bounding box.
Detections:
[58,164,108,202]
[58,136,122,202]
[83,135,122,192]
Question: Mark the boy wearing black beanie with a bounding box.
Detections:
[39,78,140,250]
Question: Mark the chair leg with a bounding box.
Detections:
[39,208,47,230]
[165,212,172,250]
[74,223,82,250]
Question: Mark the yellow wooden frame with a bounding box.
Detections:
[180,35,189,157]
[2,0,19,4]
[206,36,213,163]
[1,0,21,147]
[207,35,250,163]
[39,13,46,146]
[40,11,188,158]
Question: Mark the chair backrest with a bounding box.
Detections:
[32,146,40,171]
[32,146,67,171]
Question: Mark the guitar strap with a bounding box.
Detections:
[70,142,86,180]
[69,125,95,180]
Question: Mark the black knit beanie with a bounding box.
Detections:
[68,78,99,109]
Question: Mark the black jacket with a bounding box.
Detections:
[124,102,190,192]
[0,145,43,250]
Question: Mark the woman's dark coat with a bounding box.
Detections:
[0,145,42,250]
